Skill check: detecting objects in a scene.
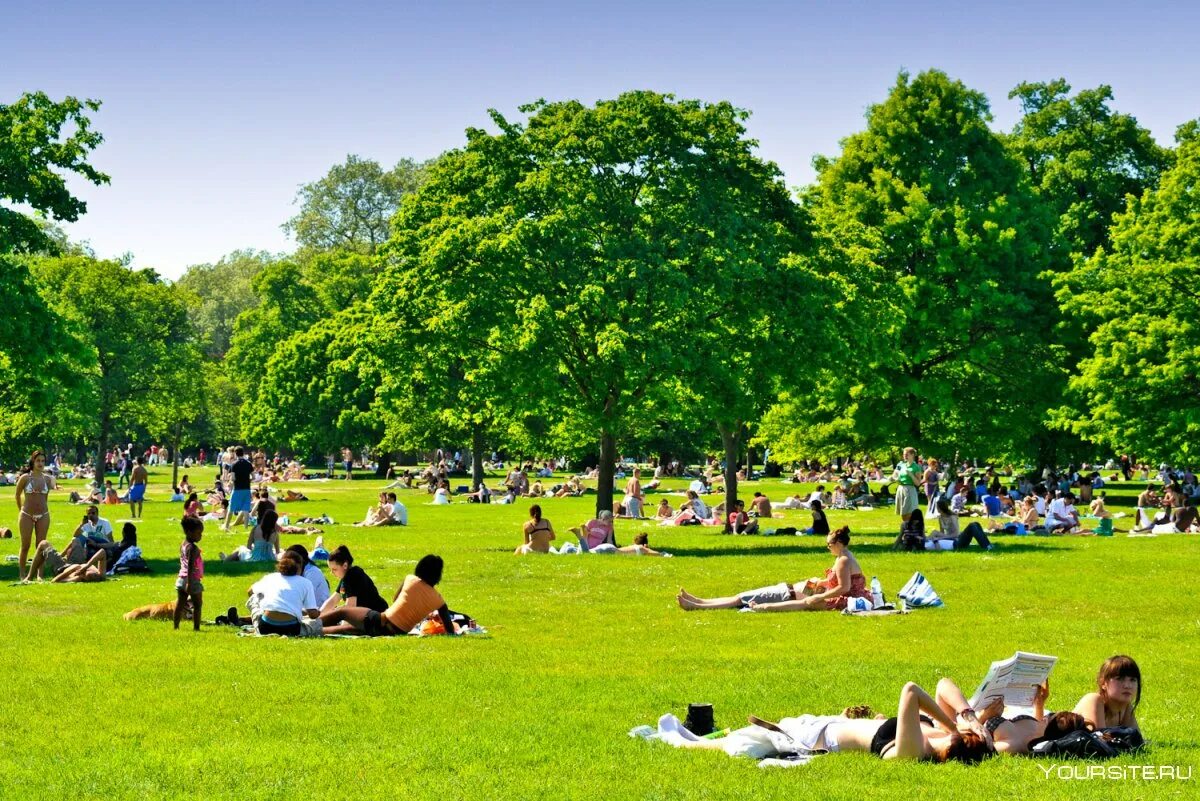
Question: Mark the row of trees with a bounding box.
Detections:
[2,72,1197,513]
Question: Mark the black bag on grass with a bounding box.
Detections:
[1031,727,1145,759]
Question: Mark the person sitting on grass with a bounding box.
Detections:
[1089,492,1112,519]
[431,482,451,505]
[932,499,993,549]
[220,509,281,562]
[247,551,320,636]
[1044,492,1080,534]
[571,510,615,549]
[1073,655,1141,731]
[663,678,993,763]
[317,545,388,615]
[677,527,870,612]
[320,554,454,637]
[805,499,830,537]
[749,492,772,518]
[515,504,555,554]
[724,500,759,535]
[174,516,204,631]
[184,492,201,518]
[354,492,394,527]
[656,498,674,519]
[286,543,330,608]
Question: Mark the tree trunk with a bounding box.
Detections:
[597,431,616,517]
[720,424,740,515]
[471,423,486,490]
[744,442,755,481]
[375,451,392,478]
[171,420,182,489]
[93,415,110,491]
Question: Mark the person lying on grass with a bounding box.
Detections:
[24,538,107,583]
[677,526,871,611]
[318,545,388,615]
[515,504,555,554]
[319,554,454,637]
[1073,655,1141,731]
[606,533,668,556]
[933,678,1089,754]
[668,679,994,763]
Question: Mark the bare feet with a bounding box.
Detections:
[677,593,700,611]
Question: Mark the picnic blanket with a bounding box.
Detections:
[631,713,823,767]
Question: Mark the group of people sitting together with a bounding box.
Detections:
[513,506,669,556]
[170,514,462,637]
[658,655,1142,764]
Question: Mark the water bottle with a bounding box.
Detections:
[870,576,884,609]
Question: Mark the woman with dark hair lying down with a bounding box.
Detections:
[664,680,995,763]
[677,527,871,612]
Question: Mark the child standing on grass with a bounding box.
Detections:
[174,516,204,631]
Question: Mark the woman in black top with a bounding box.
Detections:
[319,545,387,614]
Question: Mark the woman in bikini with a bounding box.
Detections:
[15,451,55,579]
[515,504,555,554]
[663,679,993,763]
[934,677,1089,754]
[677,526,872,611]
[1073,655,1141,731]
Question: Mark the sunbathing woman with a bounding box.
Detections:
[677,526,871,611]
[933,678,1087,754]
[15,450,54,578]
[515,504,555,554]
[1073,655,1141,731]
[663,680,993,763]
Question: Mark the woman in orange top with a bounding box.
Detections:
[320,554,454,637]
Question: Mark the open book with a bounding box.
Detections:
[969,651,1057,711]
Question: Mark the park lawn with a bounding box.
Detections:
[0,468,1195,801]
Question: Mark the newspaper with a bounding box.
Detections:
[969,651,1057,711]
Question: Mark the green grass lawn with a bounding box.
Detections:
[0,468,1195,800]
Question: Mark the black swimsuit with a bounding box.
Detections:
[870,715,934,756]
[984,714,1036,734]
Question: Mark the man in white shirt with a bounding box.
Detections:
[688,478,709,495]
[390,493,408,526]
[1045,493,1079,533]
[76,505,114,542]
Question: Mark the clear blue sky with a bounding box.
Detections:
[5,0,1198,278]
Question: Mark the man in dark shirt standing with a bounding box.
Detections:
[224,447,255,531]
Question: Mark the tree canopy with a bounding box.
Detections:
[0,92,109,254]
[282,155,433,254]
[1050,122,1200,461]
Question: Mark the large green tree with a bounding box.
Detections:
[1051,123,1200,461]
[0,255,93,455]
[771,70,1057,460]
[282,155,433,254]
[1008,80,1172,260]
[1,92,109,253]
[383,91,811,512]
[33,256,200,484]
